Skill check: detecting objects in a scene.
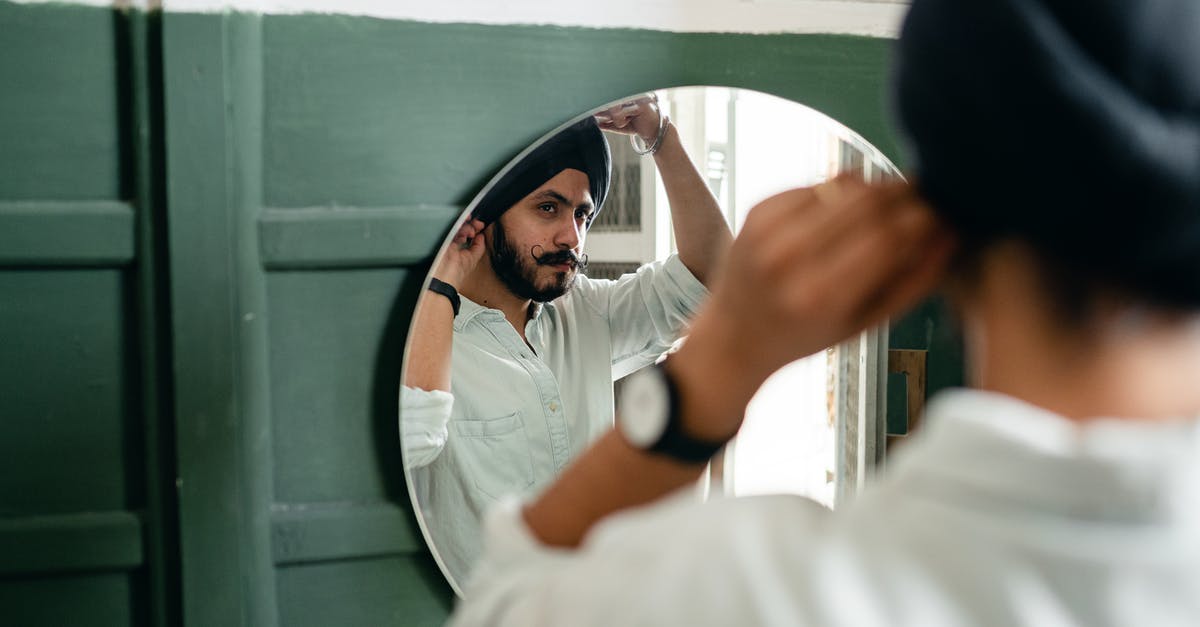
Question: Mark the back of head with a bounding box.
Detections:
[894,0,1200,311]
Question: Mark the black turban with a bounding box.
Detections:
[894,0,1200,308]
[472,118,611,228]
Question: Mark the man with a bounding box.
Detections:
[402,99,733,580]
[450,0,1200,624]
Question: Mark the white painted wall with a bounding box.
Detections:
[12,0,908,36]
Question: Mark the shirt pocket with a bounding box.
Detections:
[452,411,535,500]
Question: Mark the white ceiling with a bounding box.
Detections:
[12,0,909,37]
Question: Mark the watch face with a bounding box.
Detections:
[618,368,669,447]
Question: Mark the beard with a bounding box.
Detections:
[489,219,578,303]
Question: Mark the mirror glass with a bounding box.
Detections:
[400,86,900,595]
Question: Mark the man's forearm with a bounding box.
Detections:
[406,217,485,392]
[402,293,457,392]
[653,122,733,285]
[522,314,758,548]
[521,430,706,548]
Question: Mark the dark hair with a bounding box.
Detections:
[949,236,1121,329]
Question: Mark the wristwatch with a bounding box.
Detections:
[617,362,727,464]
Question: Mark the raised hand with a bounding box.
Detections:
[594,94,662,144]
[669,176,956,440]
[433,217,487,288]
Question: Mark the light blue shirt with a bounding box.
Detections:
[402,254,708,583]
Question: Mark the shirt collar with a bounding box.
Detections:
[893,388,1200,525]
[528,301,546,320]
[454,294,552,332]
[454,294,500,331]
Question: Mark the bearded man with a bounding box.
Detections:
[402,100,732,580]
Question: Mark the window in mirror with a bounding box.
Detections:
[586,88,898,508]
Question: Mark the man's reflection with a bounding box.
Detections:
[402,99,732,581]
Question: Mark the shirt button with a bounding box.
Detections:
[548,402,559,412]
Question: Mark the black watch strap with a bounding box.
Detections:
[648,364,728,464]
[426,277,461,316]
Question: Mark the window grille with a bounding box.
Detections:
[592,133,643,232]
[581,261,641,281]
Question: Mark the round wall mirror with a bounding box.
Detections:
[399,86,900,595]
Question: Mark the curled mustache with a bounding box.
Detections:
[531,245,588,270]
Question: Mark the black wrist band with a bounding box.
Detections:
[426,277,461,316]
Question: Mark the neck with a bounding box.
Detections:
[459,262,534,340]
[970,307,1200,422]
[960,243,1200,422]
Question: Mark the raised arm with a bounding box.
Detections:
[596,97,733,285]
[402,218,486,393]
[522,178,955,548]
[401,219,486,468]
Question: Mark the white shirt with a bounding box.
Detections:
[402,254,707,582]
[450,389,1200,626]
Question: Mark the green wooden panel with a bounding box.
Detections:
[275,556,453,627]
[272,502,423,565]
[0,511,143,576]
[0,270,133,516]
[259,205,460,269]
[267,268,420,504]
[121,8,181,625]
[162,11,278,627]
[887,298,966,434]
[0,572,136,627]
[0,4,172,626]
[0,201,135,266]
[262,19,898,207]
[0,2,124,200]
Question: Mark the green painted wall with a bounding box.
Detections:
[0,2,954,625]
[0,3,175,626]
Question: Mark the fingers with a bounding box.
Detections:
[738,178,911,291]
[594,96,658,136]
[799,198,950,332]
[453,218,485,245]
[749,182,874,274]
[740,175,894,242]
[434,218,489,285]
[853,230,955,328]
[736,187,819,244]
[809,196,941,313]
[804,178,911,261]
[467,222,488,257]
[737,178,951,334]
[596,108,639,132]
[593,114,618,131]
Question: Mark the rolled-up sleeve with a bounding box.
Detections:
[447,498,573,627]
[400,385,454,469]
[597,254,709,380]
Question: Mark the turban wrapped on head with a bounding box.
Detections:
[895,0,1200,307]
[472,118,612,228]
